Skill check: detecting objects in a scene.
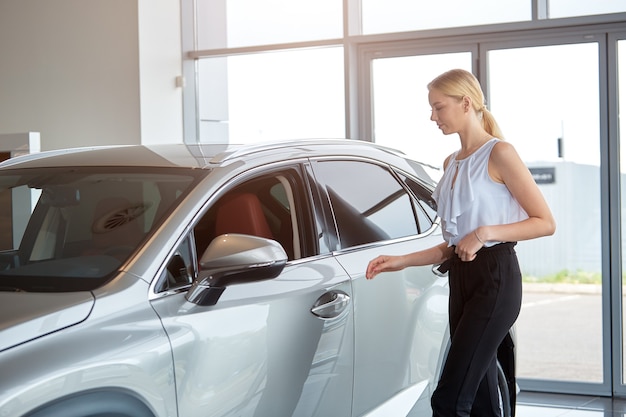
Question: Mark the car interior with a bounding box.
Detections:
[194,174,299,262]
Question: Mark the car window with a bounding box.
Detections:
[192,167,312,263]
[155,173,300,294]
[0,167,202,292]
[313,160,423,249]
[397,172,438,228]
[156,234,196,293]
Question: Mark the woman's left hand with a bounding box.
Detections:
[455,230,484,262]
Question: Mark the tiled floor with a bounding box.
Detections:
[518,391,626,416]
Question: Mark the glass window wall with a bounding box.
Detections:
[197,47,345,143]
[361,0,530,35]
[548,0,626,19]
[195,0,343,49]
[489,42,603,386]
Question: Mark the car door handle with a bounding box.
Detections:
[311,291,351,319]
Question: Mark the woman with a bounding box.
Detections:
[366,69,556,417]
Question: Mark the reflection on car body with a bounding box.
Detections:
[0,139,514,417]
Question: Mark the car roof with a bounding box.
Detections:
[0,139,421,171]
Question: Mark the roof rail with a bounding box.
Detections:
[209,138,405,163]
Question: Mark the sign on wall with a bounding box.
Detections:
[529,167,556,184]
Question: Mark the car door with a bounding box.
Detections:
[310,159,450,417]
[149,164,355,417]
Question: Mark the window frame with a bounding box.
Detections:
[154,161,321,295]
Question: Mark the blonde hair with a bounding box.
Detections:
[427,69,504,139]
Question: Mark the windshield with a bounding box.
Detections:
[0,167,204,292]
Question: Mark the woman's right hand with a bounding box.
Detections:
[365,255,406,280]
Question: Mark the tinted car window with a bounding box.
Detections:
[157,234,196,292]
[398,173,438,229]
[314,160,420,249]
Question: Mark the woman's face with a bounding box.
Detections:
[428,88,465,135]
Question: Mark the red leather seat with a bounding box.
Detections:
[215,193,273,240]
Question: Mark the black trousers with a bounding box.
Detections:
[431,242,522,417]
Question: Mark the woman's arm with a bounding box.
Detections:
[481,141,556,243]
[366,241,452,280]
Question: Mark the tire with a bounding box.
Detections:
[497,361,512,417]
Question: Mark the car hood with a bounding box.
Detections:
[0,292,94,352]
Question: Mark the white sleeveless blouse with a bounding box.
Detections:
[432,138,528,247]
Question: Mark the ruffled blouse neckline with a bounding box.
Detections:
[433,138,497,241]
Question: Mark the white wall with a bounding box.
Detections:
[0,0,183,151]
[138,0,184,145]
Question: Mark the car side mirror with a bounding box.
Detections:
[185,233,287,307]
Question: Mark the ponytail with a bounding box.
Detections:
[481,108,505,140]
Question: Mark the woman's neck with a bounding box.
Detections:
[457,130,492,159]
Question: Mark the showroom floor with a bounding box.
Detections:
[517,391,626,416]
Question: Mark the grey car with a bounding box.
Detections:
[0,139,515,417]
